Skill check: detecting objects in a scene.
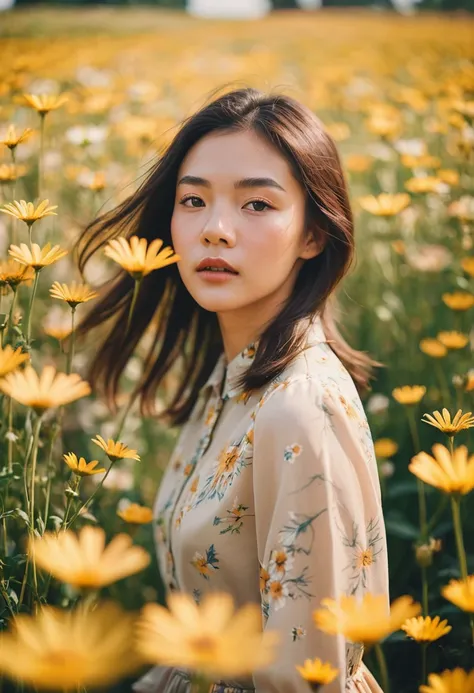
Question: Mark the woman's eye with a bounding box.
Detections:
[247,199,272,212]
[180,196,204,208]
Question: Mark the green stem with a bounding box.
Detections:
[26,271,40,346]
[38,114,45,199]
[11,148,17,246]
[126,277,142,333]
[421,565,429,617]
[66,307,76,374]
[374,643,390,693]
[62,477,81,530]
[65,461,115,529]
[7,396,13,474]
[434,360,451,407]
[451,496,468,580]
[407,408,427,540]
[7,287,18,342]
[421,643,427,687]
[28,415,43,536]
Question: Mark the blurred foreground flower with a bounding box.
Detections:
[63,452,106,477]
[117,502,153,524]
[296,657,338,690]
[23,93,69,115]
[0,344,29,377]
[358,193,410,216]
[422,409,474,436]
[442,576,474,612]
[104,235,180,279]
[92,434,140,462]
[419,338,447,358]
[461,257,474,277]
[0,124,33,150]
[401,615,451,642]
[136,591,279,678]
[0,199,57,227]
[9,242,68,270]
[437,331,469,349]
[0,364,90,413]
[31,525,150,588]
[409,444,474,495]
[442,292,474,311]
[392,386,426,405]
[420,668,474,693]
[313,594,421,644]
[0,602,139,689]
[374,438,398,459]
[50,280,98,308]
[0,259,35,288]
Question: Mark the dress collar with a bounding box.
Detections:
[200,315,326,401]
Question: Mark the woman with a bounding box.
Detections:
[75,87,389,692]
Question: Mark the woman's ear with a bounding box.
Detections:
[300,229,325,260]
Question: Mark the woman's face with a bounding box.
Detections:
[171,128,319,318]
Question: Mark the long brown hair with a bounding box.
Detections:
[73,86,379,427]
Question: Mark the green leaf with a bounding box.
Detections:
[15,509,30,527]
[385,514,419,540]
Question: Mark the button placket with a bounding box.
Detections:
[166,388,227,590]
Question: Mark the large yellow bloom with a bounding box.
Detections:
[436,331,469,349]
[442,576,474,612]
[63,452,106,477]
[401,615,451,642]
[419,338,447,358]
[104,235,180,279]
[0,259,35,288]
[358,193,410,216]
[49,280,98,308]
[0,199,57,227]
[409,444,474,495]
[30,525,150,588]
[420,668,474,693]
[442,292,474,311]
[117,503,153,524]
[23,93,69,115]
[422,409,474,435]
[392,385,426,405]
[296,657,338,687]
[313,594,421,645]
[0,602,139,689]
[0,344,30,377]
[374,438,399,459]
[92,434,141,462]
[0,124,33,150]
[0,364,90,413]
[135,591,279,678]
[461,257,474,278]
[9,242,68,270]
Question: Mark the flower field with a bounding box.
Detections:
[0,7,473,693]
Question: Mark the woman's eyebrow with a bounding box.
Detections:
[177,175,286,192]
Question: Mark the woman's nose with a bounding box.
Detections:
[200,212,236,247]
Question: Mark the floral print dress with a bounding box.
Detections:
[132,316,389,693]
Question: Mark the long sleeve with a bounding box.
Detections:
[251,375,388,693]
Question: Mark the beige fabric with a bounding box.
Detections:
[135,315,389,693]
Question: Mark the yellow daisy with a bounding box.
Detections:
[442,292,474,311]
[0,199,57,227]
[0,602,139,690]
[30,525,150,588]
[135,591,279,678]
[401,615,451,642]
[409,443,474,495]
[422,409,474,435]
[442,576,474,612]
[0,124,33,150]
[0,163,27,183]
[392,385,426,405]
[0,344,30,377]
[49,281,98,308]
[419,338,447,358]
[63,452,106,477]
[313,594,421,645]
[117,503,154,524]
[104,235,180,279]
[358,193,411,216]
[23,93,69,115]
[438,170,460,186]
[461,257,474,278]
[420,668,474,693]
[92,434,140,462]
[404,176,443,194]
[9,242,68,270]
[295,657,338,687]
[467,372,474,392]
[437,331,469,349]
[0,259,35,288]
[0,364,90,414]
[374,438,399,459]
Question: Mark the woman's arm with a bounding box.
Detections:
[251,375,389,693]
